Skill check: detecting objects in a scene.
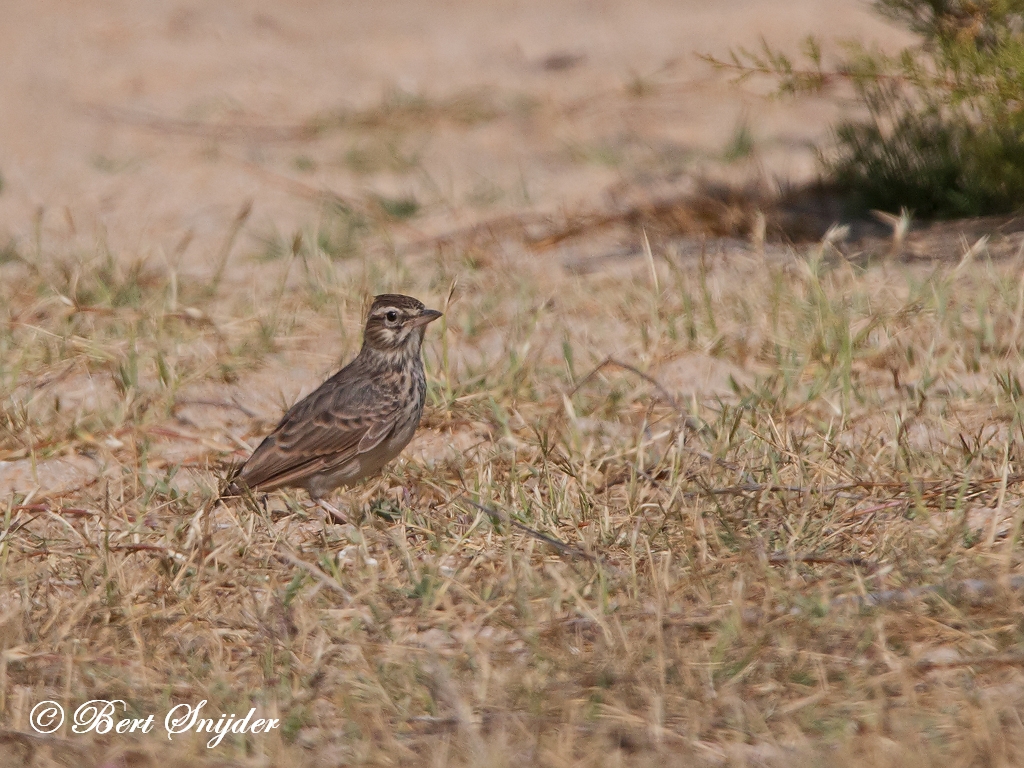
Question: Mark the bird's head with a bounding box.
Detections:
[362,294,442,354]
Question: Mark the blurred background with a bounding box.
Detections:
[0,0,910,268]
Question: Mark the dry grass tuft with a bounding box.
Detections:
[3,212,1024,766]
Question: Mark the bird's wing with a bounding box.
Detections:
[236,368,401,492]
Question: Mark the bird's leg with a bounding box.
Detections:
[312,496,350,525]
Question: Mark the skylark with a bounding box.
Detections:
[231,294,442,521]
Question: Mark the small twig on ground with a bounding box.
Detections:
[767,552,876,569]
[459,496,619,574]
[682,481,867,498]
[560,611,725,633]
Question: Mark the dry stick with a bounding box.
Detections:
[766,552,875,569]
[714,550,877,569]
[682,481,865,498]
[459,496,620,575]
[460,497,586,558]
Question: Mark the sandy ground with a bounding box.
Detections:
[0,0,911,271]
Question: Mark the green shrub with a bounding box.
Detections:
[704,0,1024,217]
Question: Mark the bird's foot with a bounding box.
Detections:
[313,498,350,525]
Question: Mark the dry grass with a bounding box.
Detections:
[2,207,1024,767]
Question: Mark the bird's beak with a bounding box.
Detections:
[409,308,443,328]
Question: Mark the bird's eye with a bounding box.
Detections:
[385,310,399,323]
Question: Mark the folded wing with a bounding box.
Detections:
[236,367,401,492]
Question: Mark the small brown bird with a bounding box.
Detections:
[232,294,442,522]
